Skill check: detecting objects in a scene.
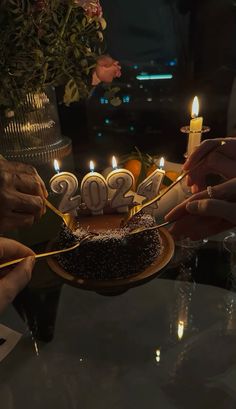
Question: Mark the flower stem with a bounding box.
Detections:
[60,5,73,37]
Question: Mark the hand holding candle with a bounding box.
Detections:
[50,160,81,216]
[187,96,203,157]
[81,161,108,215]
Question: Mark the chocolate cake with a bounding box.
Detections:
[56,211,162,280]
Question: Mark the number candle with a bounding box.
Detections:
[50,160,81,216]
[107,156,135,213]
[137,157,165,214]
[81,161,108,215]
[187,96,203,157]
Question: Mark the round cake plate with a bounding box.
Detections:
[47,227,175,295]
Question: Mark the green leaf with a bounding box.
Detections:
[63,79,80,106]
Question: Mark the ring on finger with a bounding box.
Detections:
[207,185,215,199]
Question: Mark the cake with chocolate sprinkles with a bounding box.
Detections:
[56,211,162,280]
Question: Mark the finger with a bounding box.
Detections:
[13,173,44,196]
[13,174,46,215]
[0,256,35,313]
[186,199,236,224]
[204,179,236,201]
[165,196,192,221]
[169,214,231,241]
[166,178,236,224]
[184,137,236,174]
[183,139,225,171]
[0,238,34,261]
[9,192,44,219]
[1,162,48,198]
[0,212,35,233]
[206,151,236,179]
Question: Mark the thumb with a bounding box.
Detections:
[186,199,236,224]
[0,256,35,309]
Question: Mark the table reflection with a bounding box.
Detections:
[2,278,236,409]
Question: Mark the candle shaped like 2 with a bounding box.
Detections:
[81,161,108,215]
[137,157,165,214]
[107,156,135,213]
[50,160,81,216]
[187,96,203,157]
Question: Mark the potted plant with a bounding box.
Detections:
[0,0,121,162]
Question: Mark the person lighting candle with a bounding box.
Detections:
[165,138,236,240]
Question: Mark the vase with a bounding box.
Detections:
[0,87,71,164]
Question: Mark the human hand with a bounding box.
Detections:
[165,178,236,240]
[0,238,35,314]
[0,160,48,232]
[183,137,236,193]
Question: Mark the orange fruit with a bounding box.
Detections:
[160,170,179,190]
[165,170,179,181]
[124,159,142,187]
[146,163,157,177]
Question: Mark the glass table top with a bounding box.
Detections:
[2,278,236,409]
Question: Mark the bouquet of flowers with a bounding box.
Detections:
[0,0,121,113]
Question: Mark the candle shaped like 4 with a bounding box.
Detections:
[187,96,203,157]
[137,157,165,214]
[50,160,81,216]
[81,161,108,215]
[107,156,135,213]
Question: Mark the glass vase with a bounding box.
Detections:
[0,87,71,164]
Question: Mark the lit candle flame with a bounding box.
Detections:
[112,156,118,170]
[159,157,165,170]
[54,159,60,174]
[89,160,95,172]
[191,96,199,118]
[177,320,184,340]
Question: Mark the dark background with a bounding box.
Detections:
[58,0,236,169]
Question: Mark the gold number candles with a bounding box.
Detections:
[81,161,108,215]
[107,156,135,213]
[50,160,81,216]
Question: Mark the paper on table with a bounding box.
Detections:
[0,324,22,362]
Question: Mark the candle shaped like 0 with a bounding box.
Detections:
[50,160,81,216]
[106,156,135,213]
[81,161,108,215]
[187,96,203,157]
[137,157,165,214]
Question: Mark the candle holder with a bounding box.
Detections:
[180,125,211,159]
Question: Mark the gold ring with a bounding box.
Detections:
[207,185,214,199]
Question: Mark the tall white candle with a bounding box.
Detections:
[107,156,135,213]
[50,159,81,216]
[187,96,203,157]
[81,161,108,215]
[137,157,165,215]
